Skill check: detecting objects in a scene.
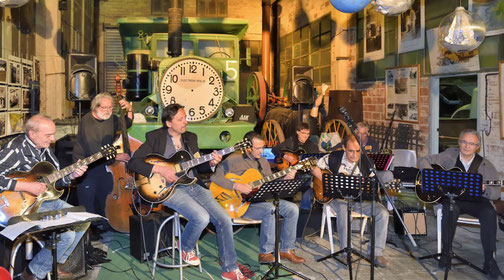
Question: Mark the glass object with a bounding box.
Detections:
[372,0,414,16]
[438,6,486,53]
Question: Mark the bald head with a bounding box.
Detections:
[24,114,56,149]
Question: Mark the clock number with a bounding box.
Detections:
[209,76,215,85]
[213,87,220,96]
[225,60,238,81]
[180,67,186,75]
[199,106,205,115]
[202,67,205,76]
[209,98,215,106]
[164,85,172,94]
[189,108,195,117]
[189,65,197,73]
[171,75,179,83]
[170,96,176,104]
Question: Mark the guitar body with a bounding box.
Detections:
[135,151,196,203]
[274,149,305,170]
[415,164,463,203]
[105,134,143,233]
[312,169,333,204]
[209,169,263,218]
[0,162,62,225]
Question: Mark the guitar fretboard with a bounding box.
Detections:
[179,146,237,170]
[45,151,105,184]
[250,164,305,188]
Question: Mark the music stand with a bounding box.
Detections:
[367,154,394,171]
[417,168,485,279]
[316,173,376,279]
[245,179,310,280]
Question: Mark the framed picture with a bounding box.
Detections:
[0,86,6,111]
[8,87,21,110]
[0,112,6,136]
[364,5,385,61]
[398,0,425,54]
[500,61,504,139]
[22,89,30,110]
[22,65,32,88]
[9,61,21,86]
[470,0,504,36]
[9,112,24,134]
[385,65,420,123]
[33,56,40,82]
[0,59,8,84]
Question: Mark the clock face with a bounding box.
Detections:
[159,58,224,122]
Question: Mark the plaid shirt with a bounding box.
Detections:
[0,134,70,193]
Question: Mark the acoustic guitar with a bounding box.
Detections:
[415,164,503,203]
[0,145,117,226]
[274,149,305,170]
[210,157,317,218]
[135,140,251,203]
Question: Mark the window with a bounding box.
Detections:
[199,40,234,58]
[197,0,227,17]
[155,40,195,58]
[151,0,171,16]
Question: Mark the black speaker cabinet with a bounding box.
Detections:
[288,66,314,104]
[394,207,427,236]
[130,211,173,263]
[232,105,256,123]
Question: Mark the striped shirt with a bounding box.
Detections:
[0,134,70,192]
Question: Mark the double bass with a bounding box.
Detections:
[104,75,143,233]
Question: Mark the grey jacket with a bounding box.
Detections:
[418,148,500,200]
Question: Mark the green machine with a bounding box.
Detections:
[117,17,256,149]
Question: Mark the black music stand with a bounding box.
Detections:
[244,179,310,280]
[6,206,101,280]
[417,168,485,279]
[367,154,394,171]
[316,173,376,279]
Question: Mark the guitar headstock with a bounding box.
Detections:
[101,144,118,160]
[234,139,252,153]
[297,156,318,172]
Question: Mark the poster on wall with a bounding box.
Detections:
[22,65,32,88]
[9,61,21,86]
[426,28,480,74]
[9,112,24,134]
[22,89,30,110]
[0,59,8,84]
[385,65,420,123]
[8,87,21,110]
[398,0,425,53]
[500,61,504,139]
[0,113,6,136]
[0,86,6,111]
[364,6,385,61]
[33,57,40,82]
[470,0,504,36]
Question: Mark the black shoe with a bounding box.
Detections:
[484,259,504,279]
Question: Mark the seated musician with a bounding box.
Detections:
[127,104,249,280]
[312,135,391,267]
[334,122,379,153]
[210,131,305,264]
[0,115,88,280]
[272,122,318,210]
[418,129,503,278]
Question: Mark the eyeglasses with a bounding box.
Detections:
[459,140,479,147]
[98,105,113,110]
[252,146,265,150]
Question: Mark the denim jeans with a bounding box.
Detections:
[329,199,389,256]
[163,184,238,272]
[242,200,299,254]
[29,199,88,279]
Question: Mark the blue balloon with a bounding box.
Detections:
[329,0,371,13]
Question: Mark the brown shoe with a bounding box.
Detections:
[279,250,305,264]
[258,253,275,263]
[56,266,73,279]
[21,268,39,280]
[375,256,390,268]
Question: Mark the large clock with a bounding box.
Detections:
[159,58,224,122]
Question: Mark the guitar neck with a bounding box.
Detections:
[46,151,104,183]
[181,146,236,170]
[251,164,302,188]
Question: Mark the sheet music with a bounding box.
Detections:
[0,212,103,241]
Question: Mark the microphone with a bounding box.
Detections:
[338,107,356,129]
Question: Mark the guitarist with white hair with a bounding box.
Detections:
[418,129,502,279]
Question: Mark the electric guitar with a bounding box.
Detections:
[274,148,306,170]
[0,145,117,226]
[210,157,317,218]
[135,140,251,203]
[415,164,503,203]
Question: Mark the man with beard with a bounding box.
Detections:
[73,93,133,234]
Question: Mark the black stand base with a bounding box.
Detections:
[262,263,311,280]
[317,247,371,265]
[418,252,485,280]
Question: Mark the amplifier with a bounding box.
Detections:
[129,211,173,263]
[394,207,427,236]
[232,105,256,123]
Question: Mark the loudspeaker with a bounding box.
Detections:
[129,211,173,263]
[60,233,87,278]
[232,105,256,123]
[67,54,97,101]
[288,66,314,104]
[394,207,427,236]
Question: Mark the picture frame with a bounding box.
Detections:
[22,65,32,88]
[0,59,8,84]
[385,65,420,123]
[398,0,425,54]
[9,112,24,134]
[364,5,385,61]
[33,56,40,82]
[500,61,504,139]
[469,0,504,36]
[0,112,6,137]
[22,89,30,110]
[9,61,21,86]
[0,85,6,111]
[8,87,22,110]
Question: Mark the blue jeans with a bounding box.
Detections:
[329,199,389,256]
[163,184,238,273]
[29,199,88,279]
[242,200,299,253]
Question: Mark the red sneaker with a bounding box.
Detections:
[221,268,249,280]
[237,263,255,278]
[181,249,200,266]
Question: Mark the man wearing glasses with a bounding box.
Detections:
[418,129,503,279]
[73,93,133,238]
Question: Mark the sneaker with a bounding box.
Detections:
[222,268,249,280]
[181,249,200,266]
[237,263,255,278]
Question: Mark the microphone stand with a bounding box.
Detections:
[338,108,418,280]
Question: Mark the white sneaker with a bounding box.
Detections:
[181,249,200,266]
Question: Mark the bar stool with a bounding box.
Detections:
[9,236,50,280]
[151,212,202,280]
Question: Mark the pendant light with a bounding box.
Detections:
[329,0,371,14]
[372,0,415,16]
